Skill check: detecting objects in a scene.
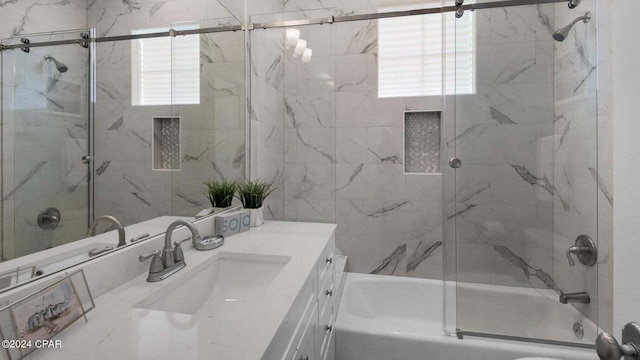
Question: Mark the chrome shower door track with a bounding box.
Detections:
[250,0,572,29]
[456,329,596,349]
[0,0,576,50]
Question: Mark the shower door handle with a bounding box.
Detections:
[596,322,640,360]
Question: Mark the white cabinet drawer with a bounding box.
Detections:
[319,313,334,359]
[289,303,318,360]
[318,278,334,319]
[321,326,335,360]
[282,292,316,360]
[317,238,335,289]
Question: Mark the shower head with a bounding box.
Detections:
[567,0,581,9]
[552,12,591,42]
[44,55,68,73]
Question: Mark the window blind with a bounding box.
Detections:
[378,11,475,98]
[132,26,200,105]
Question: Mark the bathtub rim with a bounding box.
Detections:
[337,272,598,352]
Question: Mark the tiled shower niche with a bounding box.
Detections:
[153,117,181,170]
[404,111,441,174]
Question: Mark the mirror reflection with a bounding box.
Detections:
[0,17,245,292]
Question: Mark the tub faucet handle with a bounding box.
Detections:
[566,235,597,267]
[596,322,640,360]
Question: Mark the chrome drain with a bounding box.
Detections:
[573,322,584,339]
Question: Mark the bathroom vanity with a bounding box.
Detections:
[4,221,336,360]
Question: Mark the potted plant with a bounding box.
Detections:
[205,180,236,209]
[235,179,275,227]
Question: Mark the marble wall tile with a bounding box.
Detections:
[367,127,403,164]
[95,66,132,101]
[335,90,405,127]
[335,163,371,200]
[0,0,87,38]
[335,54,377,92]
[284,93,335,128]
[335,20,377,56]
[284,163,335,199]
[336,127,368,164]
[487,5,555,44]
[291,198,336,223]
[285,0,338,13]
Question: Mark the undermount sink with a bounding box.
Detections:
[134,252,290,315]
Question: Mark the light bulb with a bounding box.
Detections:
[286,29,300,48]
[293,39,307,58]
[301,48,312,63]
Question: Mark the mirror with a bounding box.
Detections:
[0,16,246,293]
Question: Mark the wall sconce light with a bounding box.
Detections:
[286,28,300,48]
[293,39,307,58]
[301,48,312,63]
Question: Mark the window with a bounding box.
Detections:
[131,26,200,105]
[378,9,475,98]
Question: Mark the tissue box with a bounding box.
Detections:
[215,210,251,237]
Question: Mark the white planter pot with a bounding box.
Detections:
[249,207,264,227]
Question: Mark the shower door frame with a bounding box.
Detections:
[444,0,600,349]
[0,28,96,260]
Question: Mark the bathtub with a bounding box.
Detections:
[335,273,598,360]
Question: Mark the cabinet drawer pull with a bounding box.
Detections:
[298,356,309,360]
[326,289,333,297]
[326,256,333,264]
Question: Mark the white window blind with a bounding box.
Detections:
[378,10,475,98]
[131,26,200,105]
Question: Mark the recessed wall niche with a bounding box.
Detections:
[152,117,181,171]
[404,111,441,174]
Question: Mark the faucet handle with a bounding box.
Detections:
[174,237,191,247]
[139,250,161,262]
[566,247,578,266]
[173,238,191,263]
[139,250,163,274]
[566,235,597,267]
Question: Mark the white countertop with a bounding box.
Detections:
[29,221,336,360]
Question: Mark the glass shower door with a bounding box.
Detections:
[1,30,92,260]
[448,1,599,345]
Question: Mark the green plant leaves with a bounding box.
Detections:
[204,180,236,208]
[235,179,276,209]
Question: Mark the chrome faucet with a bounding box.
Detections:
[138,219,203,282]
[559,291,591,304]
[162,220,202,267]
[87,215,126,247]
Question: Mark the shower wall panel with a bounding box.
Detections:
[252,7,445,279]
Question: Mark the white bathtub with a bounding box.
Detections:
[335,273,598,360]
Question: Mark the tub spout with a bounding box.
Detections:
[559,291,590,304]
